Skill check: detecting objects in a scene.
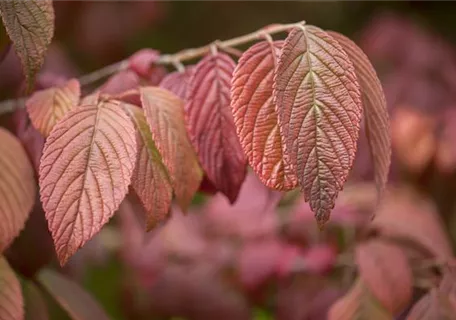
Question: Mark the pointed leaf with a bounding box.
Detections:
[0,0,54,90]
[39,100,137,265]
[328,279,392,320]
[122,103,173,230]
[356,240,413,314]
[37,269,110,320]
[406,289,456,320]
[231,40,297,191]
[26,79,81,137]
[0,256,23,320]
[186,52,247,202]
[159,66,195,99]
[327,31,391,200]
[140,87,202,211]
[273,25,362,225]
[0,128,36,252]
[22,281,49,320]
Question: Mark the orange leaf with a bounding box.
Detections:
[328,279,392,320]
[356,239,413,314]
[186,52,247,203]
[0,256,23,320]
[140,87,202,211]
[231,40,297,191]
[122,103,173,230]
[0,128,36,253]
[26,78,80,137]
[39,100,137,265]
[273,26,362,225]
[38,268,110,320]
[159,66,195,99]
[327,31,391,200]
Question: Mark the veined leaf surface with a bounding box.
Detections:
[231,40,297,191]
[140,87,202,211]
[39,100,137,265]
[186,52,247,203]
[327,31,390,200]
[160,66,195,99]
[122,103,173,230]
[274,25,362,225]
[0,256,23,320]
[26,79,80,137]
[0,128,36,253]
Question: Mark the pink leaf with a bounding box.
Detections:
[159,66,195,99]
[0,257,23,320]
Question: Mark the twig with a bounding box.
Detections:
[0,20,305,115]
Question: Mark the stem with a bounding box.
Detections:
[0,20,305,115]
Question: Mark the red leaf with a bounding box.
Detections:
[231,40,297,191]
[0,128,36,253]
[22,280,49,320]
[159,66,195,99]
[0,257,23,320]
[37,268,110,320]
[356,239,413,314]
[39,100,137,265]
[186,52,247,203]
[99,70,140,95]
[327,31,391,200]
[140,86,202,211]
[273,26,362,225]
[406,289,456,320]
[122,103,173,230]
[26,78,80,137]
[128,49,160,78]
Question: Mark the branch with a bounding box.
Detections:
[0,20,305,116]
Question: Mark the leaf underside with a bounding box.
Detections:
[39,100,137,265]
[273,25,362,225]
[140,86,202,212]
[0,0,54,91]
[0,128,36,253]
[231,40,297,191]
[186,52,247,203]
[0,256,24,320]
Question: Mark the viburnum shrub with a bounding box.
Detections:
[1,1,455,320]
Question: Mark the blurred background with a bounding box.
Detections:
[2,1,456,319]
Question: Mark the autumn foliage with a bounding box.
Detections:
[0,1,456,320]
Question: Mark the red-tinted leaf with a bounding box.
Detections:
[140,86,202,211]
[159,66,195,99]
[0,0,54,91]
[231,40,297,191]
[274,26,362,225]
[37,268,110,320]
[26,78,80,137]
[328,279,392,320]
[327,31,390,200]
[128,49,160,78]
[39,100,137,265]
[0,256,23,320]
[406,289,456,320]
[22,280,49,320]
[122,103,173,230]
[99,70,140,95]
[356,240,413,314]
[439,261,456,310]
[0,128,36,253]
[186,52,247,203]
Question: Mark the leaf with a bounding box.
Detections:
[22,280,49,320]
[328,279,392,320]
[273,25,362,225]
[122,103,173,230]
[39,100,137,265]
[0,0,54,91]
[0,128,36,252]
[0,256,23,320]
[327,31,391,200]
[99,70,140,96]
[231,40,297,191]
[355,239,413,314]
[186,52,247,203]
[439,261,456,310]
[26,78,81,137]
[140,86,202,211]
[128,49,160,79]
[37,268,110,320]
[406,289,456,320]
[159,66,195,99]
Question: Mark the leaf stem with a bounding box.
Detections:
[0,20,305,115]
